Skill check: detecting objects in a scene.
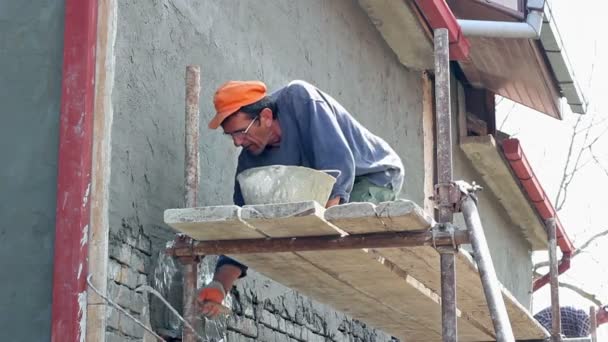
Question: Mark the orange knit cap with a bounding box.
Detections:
[208,80,267,129]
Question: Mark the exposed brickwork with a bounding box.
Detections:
[105,217,154,341]
[106,221,400,342]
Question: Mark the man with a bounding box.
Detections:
[533,305,608,338]
[198,80,404,317]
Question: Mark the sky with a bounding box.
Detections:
[495,0,608,337]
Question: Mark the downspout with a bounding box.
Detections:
[533,252,571,291]
[51,0,98,341]
[457,0,545,39]
[502,139,575,292]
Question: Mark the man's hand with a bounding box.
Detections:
[197,280,229,318]
[325,196,341,208]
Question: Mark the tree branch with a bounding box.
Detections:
[558,282,604,307]
[591,148,608,178]
[533,228,608,272]
[555,116,584,211]
[574,229,608,256]
[499,102,517,131]
[532,270,603,306]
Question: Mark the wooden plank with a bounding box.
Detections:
[246,201,446,341]
[87,0,117,339]
[242,201,342,237]
[165,203,436,339]
[422,71,436,215]
[326,202,493,341]
[165,201,547,340]
[457,83,467,141]
[164,205,329,300]
[164,206,262,240]
[324,200,433,234]
[326,201,549,340]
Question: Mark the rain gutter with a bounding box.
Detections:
[502,138,575,292]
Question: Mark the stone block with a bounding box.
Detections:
[137,234,152,254]
[118,311,144,338]
[226,330,256,342]
[137,273,148,288]
[130,249,147,273]
[106,330,126,342]
[116,264,140,289]
[257,325,279,342]
[284,320,296,337]
[227,315,258,338]
[106,306,120,330]
[108,259,121,282]
[277,316,287,333]
[130,292,146,314]
[260,309,279,329]
[109,241,132,265]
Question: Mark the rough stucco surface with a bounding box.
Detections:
[452,81,533,308]
[108,1,532,341]
[108,0,422,340]
[0,1,64,341]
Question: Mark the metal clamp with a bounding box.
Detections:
[454,180,483,209]
[433,222,460,253]
[168,234,201,262]
[431,182,463,213]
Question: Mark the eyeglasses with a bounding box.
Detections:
[224,116,258,139]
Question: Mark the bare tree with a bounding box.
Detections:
[553,113,608,211]
[528,107,608,305]
[533,268,604,306]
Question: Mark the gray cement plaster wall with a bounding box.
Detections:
[0,1,65,340]
[452,81,533,307]
[108,0,422,340]
[107,1,532,341]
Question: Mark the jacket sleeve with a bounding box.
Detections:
[288,85,355,203]
[233,153,246,206]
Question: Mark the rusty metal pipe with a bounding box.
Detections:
[167,229,470,256]
[182,65,201,342]
[434,27,458,342]
[547,218,562,342]
[461,195,515,341]
[185,65,200,208]
[590,306,598,342]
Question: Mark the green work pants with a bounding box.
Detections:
[349,177,398,204]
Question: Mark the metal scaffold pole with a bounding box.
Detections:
[547,218,562,342]
[461,193,515,341]
[182,65,202,342]
[433,27,458,342]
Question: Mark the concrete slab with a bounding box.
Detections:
[324,200,434,234]
[460,135,547,250]
[163,200,548,340]
[358,0,434,70]
[163,206,261,240]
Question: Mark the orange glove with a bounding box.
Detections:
[197,280,229,318]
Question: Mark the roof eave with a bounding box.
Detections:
[540,3,588,114]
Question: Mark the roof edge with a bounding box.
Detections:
[502,138,575,253]
[413,0,471,60]
[540,3,589,114]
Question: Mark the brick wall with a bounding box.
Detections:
[105,224,398,341]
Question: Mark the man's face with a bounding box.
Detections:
[221,112,270,155]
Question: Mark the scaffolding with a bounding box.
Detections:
[165,29,562,342]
